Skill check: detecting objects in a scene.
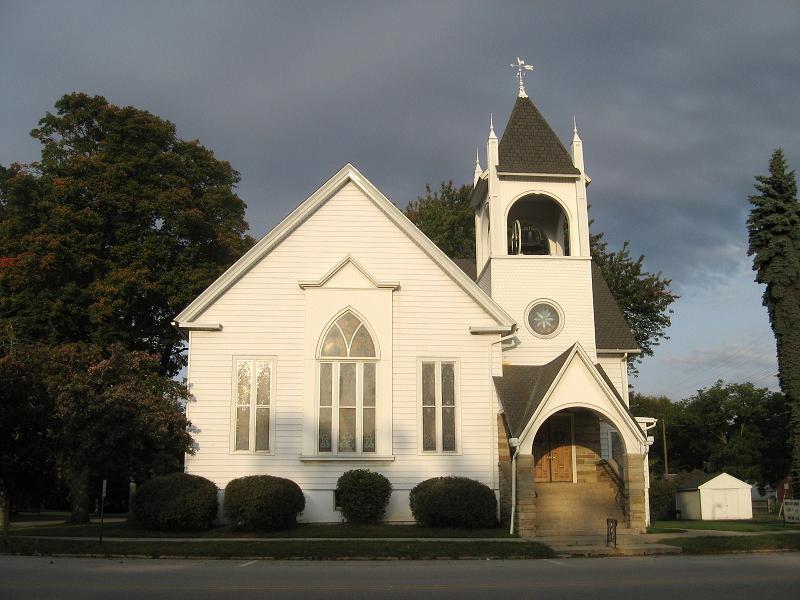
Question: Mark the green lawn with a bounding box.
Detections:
[664,534,800,555]
[0,537,552,560]
[649,518,800,533]
[10,520,513,539]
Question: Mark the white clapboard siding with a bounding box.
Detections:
[597,355,629,405]
[184,182,500,520]
[490,257,597,364]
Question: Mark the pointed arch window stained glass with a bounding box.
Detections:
[318,311,378,453]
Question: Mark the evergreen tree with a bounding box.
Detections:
[747,148,800,494]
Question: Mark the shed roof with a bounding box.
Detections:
[492,347,573,437]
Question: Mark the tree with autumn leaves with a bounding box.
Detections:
[0,93,253,524]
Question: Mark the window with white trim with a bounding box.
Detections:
[420,360,458,452]
[233,358,273,452]
[317,311,378,454]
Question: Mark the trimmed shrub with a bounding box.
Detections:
[131,473,218,531]
[336,469,392,524]
[410,476,497,528]
[649,478,677,520]
[224,475,305,531]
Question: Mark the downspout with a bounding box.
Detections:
[487,330,517,526]
[509,437,520,535]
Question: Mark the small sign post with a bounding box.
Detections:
[99,479,107,545]
[784,499,800,524]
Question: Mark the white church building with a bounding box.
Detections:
[175,72,656,535]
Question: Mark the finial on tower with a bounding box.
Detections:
[489,113,496,139]
[511,57,534,98]
[572,116,581,142]
[473,148,483,185]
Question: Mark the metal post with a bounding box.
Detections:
[606,518,617,548]
[662,418,669,476]
[99,479,107,545]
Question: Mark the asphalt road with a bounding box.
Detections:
[1,552,799,599]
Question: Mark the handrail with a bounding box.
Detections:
[598,458,628,516]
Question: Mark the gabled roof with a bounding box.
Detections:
[493,343,646,441]
[492,342,645,437]
[174,164,515,330]
[675,471,723,491]
[493,347,573,437]
[591,263,639,352]
[498,96,581,176]
[675,471,751,491]
[492,342,646,442]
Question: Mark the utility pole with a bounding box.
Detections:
[662,418,669,477]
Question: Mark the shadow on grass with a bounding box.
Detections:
[10,521,514,539]
[1,537,553,560]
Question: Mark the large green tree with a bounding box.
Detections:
[629,392,679,477]
[590,232,678,368]
[747,148,800,494]
[405,182,677,368]
[405,182,475,259]
[49,343,193,523]
[0,345,54,537]
[665,382,790,486]
[0,93,254,375]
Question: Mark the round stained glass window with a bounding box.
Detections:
[526,301,562,337]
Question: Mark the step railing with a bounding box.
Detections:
[598,458,628,517]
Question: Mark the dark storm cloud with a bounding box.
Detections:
[1,0,798,292]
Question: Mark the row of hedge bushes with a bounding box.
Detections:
[131,470,497,531]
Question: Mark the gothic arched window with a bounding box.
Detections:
[317,310,377,453]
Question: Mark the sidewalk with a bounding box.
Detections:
[528,528,800,558]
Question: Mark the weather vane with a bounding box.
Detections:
[511,57,534,98]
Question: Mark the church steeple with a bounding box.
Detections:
[497,96,580,175]
[471,61,599,365]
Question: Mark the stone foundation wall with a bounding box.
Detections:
[624,452,647,531]
[573,410,603,483]
[515,455,536,536]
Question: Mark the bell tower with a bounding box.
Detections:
[473,62,597,363]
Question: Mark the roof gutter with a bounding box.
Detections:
[470,325,516,335]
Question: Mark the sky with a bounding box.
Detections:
[1,1,798,399]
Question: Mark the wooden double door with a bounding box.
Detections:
[533,414,574,482]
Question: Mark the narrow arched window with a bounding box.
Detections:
[318,310,377,453]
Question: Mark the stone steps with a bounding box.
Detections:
[530,481,626,535]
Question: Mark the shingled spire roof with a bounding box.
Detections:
[498,96,580,175]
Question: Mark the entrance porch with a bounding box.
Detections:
[493,344,651,537]
[508,409,645,536]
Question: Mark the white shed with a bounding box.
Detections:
[675,472,753,520]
